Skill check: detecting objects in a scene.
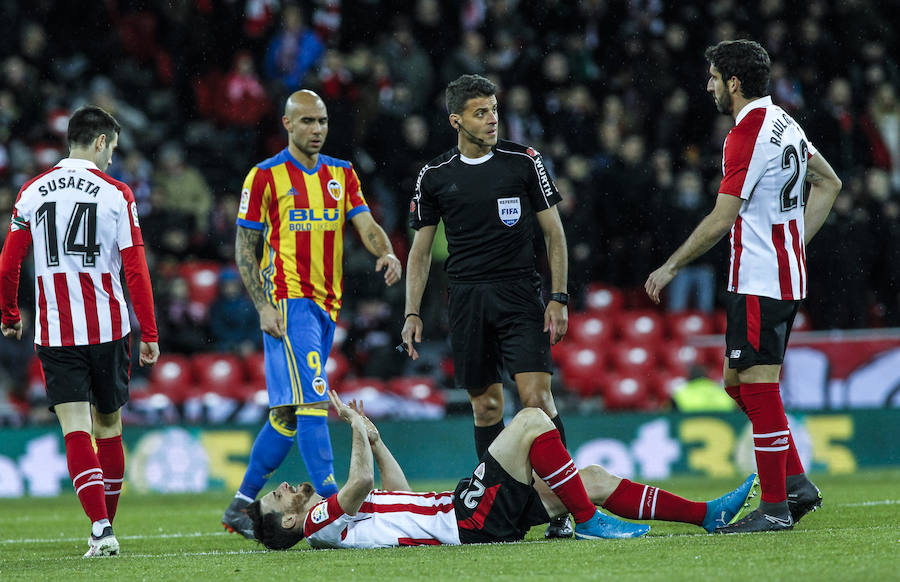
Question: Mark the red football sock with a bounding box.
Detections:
[602,479,706,524]
[65,431,108,523]
[529,429,595,524]
[729,384,804,478]
[741,383,789,503]
[725,385,748,415]
[785,432,805,477]
[96,435,125,523]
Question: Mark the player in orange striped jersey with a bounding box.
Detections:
[223,90,401,539]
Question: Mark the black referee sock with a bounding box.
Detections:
[474,420,505,460]
[551,414,567,448]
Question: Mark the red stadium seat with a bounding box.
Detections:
[616,310,665,345]
[666,311,715,340]
[177,261,222,306]
[657,342,703,376]
[697,345,725,372]
[793,309,812,331]
[559,345,607,397]
[567,312,615,346]
[601,373,652,410]
[650,371,688,403]
[584,283,624,315]
[148,354,193,403]
[608,344,657,377]
[388,376,446,408]
[335,376,386,394]
[332,321,349,350]
[243,351,267,386]
[325,350,350,387]
[192,353,245,394]
[713,310,728,334]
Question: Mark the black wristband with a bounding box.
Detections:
[405,313,422,320]
[549,292,569,306]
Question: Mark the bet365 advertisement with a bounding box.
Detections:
[0,409,898,498]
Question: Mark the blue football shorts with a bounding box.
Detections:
[262,298,336,408]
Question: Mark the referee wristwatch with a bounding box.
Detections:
[549,292,569,306]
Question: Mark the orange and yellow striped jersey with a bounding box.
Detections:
[236,148,369,320]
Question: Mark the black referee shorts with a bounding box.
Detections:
[724,292,800,371]
[36,337,132,414]
[447,276,552,391]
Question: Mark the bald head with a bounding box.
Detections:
[282,90,329,166]
[285,90,325,116]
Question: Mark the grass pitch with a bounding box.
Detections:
[2,470,898,581]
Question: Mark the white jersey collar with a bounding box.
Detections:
[56,158,100,170]
[735,96,772,125]
[459,151,494,165]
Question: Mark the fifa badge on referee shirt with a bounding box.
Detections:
[497,197,521,226]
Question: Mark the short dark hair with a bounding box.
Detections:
[66,105,121,148]
[445,74,497,115]
[246,499,305,550]
[704,40,771,99]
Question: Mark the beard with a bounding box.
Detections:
[715,89,733,115]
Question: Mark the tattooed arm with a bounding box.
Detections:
[349,211,402,286]
[803,152,842,245]
[236,225,284,338]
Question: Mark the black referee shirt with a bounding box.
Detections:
[409,139,562,282]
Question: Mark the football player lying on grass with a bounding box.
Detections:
[247,390,758,549]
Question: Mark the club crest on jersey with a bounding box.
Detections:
[313,377,327,396]
[240,188,250,213]
[526,147,538,158]
[130,201,140,227]
[409,200,416,214]
[497,197,521,227]
[327,179,343,201]
[310,502,329,524]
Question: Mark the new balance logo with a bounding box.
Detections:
[448,183,459,192]
[771,437,789,446]
[730,350,742,358]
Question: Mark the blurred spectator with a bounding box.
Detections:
[153,143,213,234]
[79,76,149,151]
[441,31,487,85]
[860,82,900,190]
[263,3,325,93]
[660,170,717,313]
[218,51,271,129]
[670,365,735,413]
[109,149,154,215]
[503,85,544,147]
[204,193,240,262]
[141,187,196,262]
[805,78,868,181]
[379,18,434,111]
[156,275,210,355]
[805,192,878,329]
[344,298,406,379]
[208,269,260,354]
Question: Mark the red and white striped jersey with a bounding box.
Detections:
[304,490,461,549]
[719,96,818,300]
[11,158,142,346]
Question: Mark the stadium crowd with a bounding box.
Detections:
[0,0,898,422]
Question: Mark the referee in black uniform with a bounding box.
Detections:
[401,74,573,538]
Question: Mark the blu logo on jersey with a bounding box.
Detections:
[497,197,521,227]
